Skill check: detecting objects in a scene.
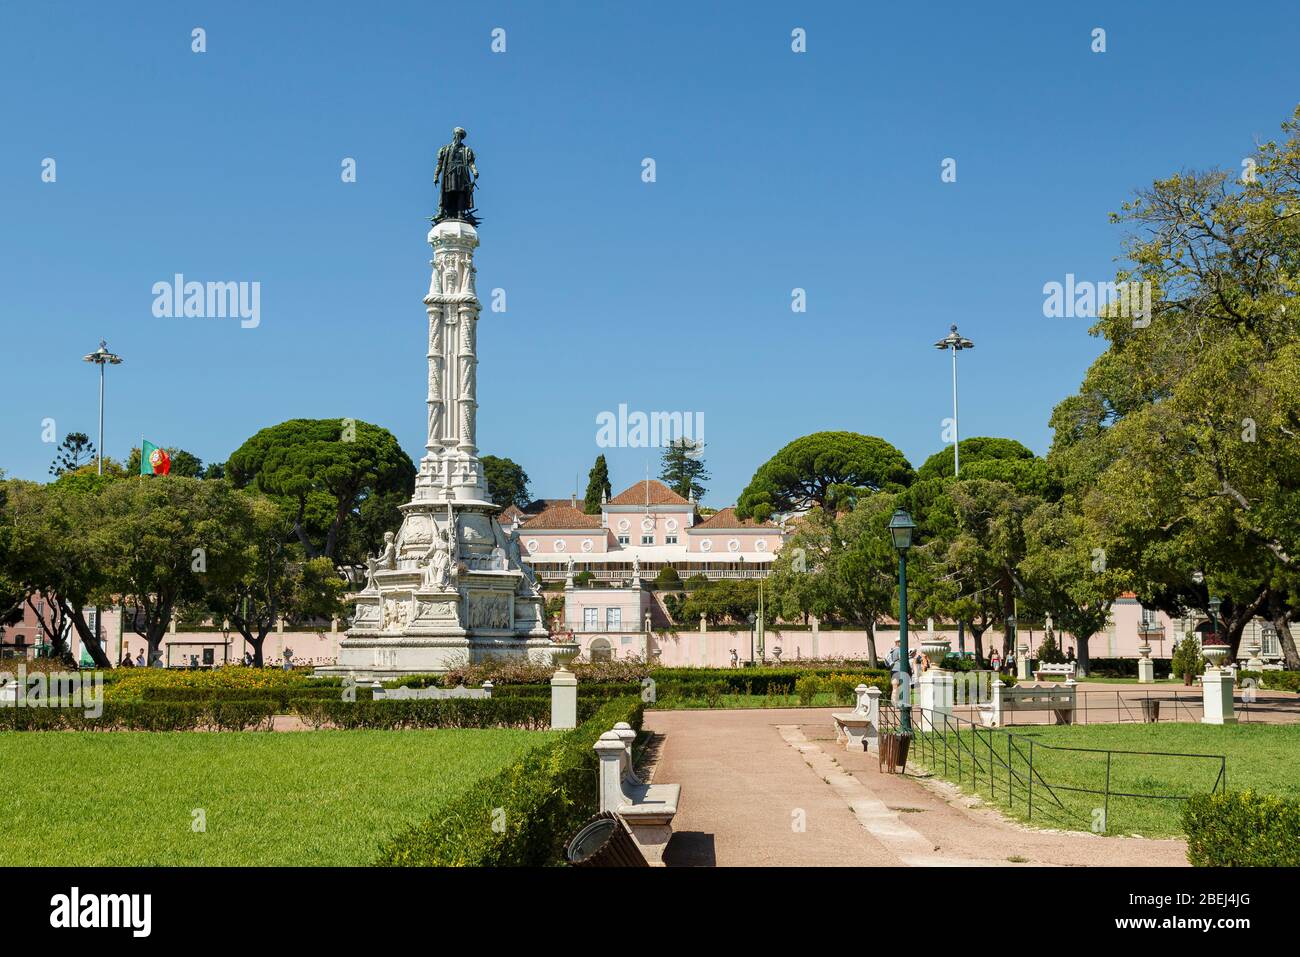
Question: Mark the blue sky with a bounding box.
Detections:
[3,1,1299,504]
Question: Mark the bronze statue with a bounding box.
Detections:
[434,127,479,224]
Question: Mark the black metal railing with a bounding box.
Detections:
[877,704,1227,835]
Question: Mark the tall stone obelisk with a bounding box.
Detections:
[333,134,556,678]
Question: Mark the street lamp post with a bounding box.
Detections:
[82,339,123,475]
[1207,596,1222,642]
[933,324,974,477]
[888,508,917,735]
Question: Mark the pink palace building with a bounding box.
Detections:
[502,479,787,584]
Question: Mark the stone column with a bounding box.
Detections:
[1201,668,1236,725]
[1016,643,1030,680]
[551,667,577,730]
[421,219,487,503]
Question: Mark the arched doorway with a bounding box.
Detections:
[589,638,612,662]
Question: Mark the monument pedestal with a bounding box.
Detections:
[1137,657,1155,684]
[1201,668,1237,725]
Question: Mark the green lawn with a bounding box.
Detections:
[0,729,558,866]
[906,721,1300,839]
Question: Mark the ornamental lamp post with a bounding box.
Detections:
[82,339,123,476]
[888,508,917,735]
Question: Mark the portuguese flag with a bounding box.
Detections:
[141,440,171,476]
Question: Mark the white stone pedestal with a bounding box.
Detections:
[551,668,577,730]
[1016,655,1030,681]
[1137,657,1155,684]
[1201,668,1236,725]
[917,671,954,733]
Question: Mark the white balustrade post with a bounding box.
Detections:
[594,731,628,813]
[613,721,640,783]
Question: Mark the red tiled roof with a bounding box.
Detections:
[691,506,779,530]
[608,479,690,506]
[520,503,602,529]
[499,505,525,524]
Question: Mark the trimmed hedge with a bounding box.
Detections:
[647,666,892,696]
[2,700,277,731]
[1082,657,1174,679]
[492,682,641,701]
[140,685,374,706]
[1183,789,1300,866]
[291,697,551,731]
[376,697,644,866]
[1238,669,1300,693]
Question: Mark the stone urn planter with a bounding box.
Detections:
[1137,644,1152,659]
[921,638,951,669]
[1201,642,1230,669]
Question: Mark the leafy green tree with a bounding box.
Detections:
[1048,105,1300,666]
[0,473,27,631]
[767,496,915,666]
[481,455,531,510]
[659,438,709,501]
[48,432,96,477]
[96,476,249,666]
[583,455,612,514]
[1019,498,1122,675]
[736,432,914,522]
[3,477,117,666]
[678,579,760,626]
[225,418,415,563]
[202,492,345,666]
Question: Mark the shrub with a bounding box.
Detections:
[290,698,551,730]
[376,697,645,866]
[654,566,682,589]
[1238,669,1300,693]
[1170,637,1206,680]
[1035,632,1066,664]
[1183,790,1300,866]
[795,675,820,706]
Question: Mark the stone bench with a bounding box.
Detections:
[1032,662,1076,681]
[832,684,882,751]
[977,681,1075,727]
[595,728,680,866]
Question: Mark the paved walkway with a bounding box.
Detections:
[643,707,1191,867]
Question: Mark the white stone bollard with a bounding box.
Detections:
[482,680,494,698]
[1201,668,1237,725]
[550,668,577,730]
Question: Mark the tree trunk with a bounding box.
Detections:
[966,621,987,667]
[66,604,112,669]
[1075,631,1092,677]
[1265,598,1300,670]
[239,624,270,667]
[864,620,879,669]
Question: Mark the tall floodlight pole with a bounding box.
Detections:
[933,325,974,477]
[82,339,123,475]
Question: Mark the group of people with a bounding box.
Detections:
[885,638,1024,703]
[117,649,147,668]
